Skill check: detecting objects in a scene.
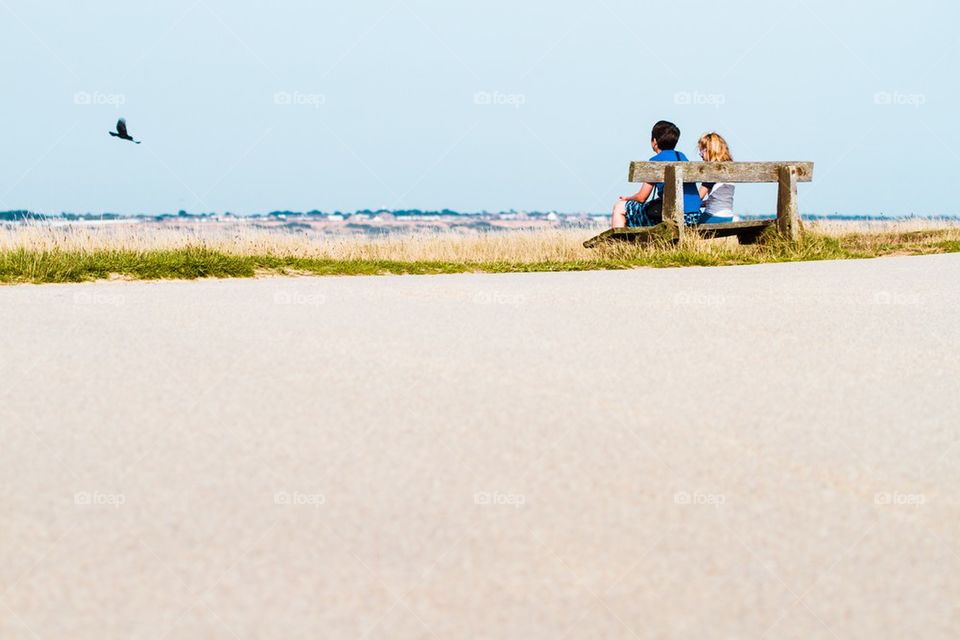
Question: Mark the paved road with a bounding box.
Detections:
[1,255,959,639]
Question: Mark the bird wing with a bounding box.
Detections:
[117,119,128,137]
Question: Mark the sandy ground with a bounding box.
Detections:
[1,255,959,639]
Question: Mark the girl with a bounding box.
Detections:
[697,132,737,223]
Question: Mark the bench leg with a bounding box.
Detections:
[662,165,685,241]
[777,165,801,241]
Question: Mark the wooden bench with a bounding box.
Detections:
[584,161,814,248]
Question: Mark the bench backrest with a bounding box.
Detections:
[629,161,814,183]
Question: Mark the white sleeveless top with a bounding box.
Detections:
[703,182,736,217]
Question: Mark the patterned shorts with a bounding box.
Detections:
[624,200,652,227]
[626,200,705,227]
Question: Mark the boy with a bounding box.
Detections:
[611,120,702,228]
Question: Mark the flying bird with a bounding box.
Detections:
[109,118,141,144]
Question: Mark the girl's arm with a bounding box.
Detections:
[699,185,711,200]
[620,183,654,202]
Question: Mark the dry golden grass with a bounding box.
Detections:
[805,218,960,234]
[3,218,957,264]
[1,219,959,284]
[0,222,597,262]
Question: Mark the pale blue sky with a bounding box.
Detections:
[1,0,955,216]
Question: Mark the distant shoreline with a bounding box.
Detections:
[3,209,959,224]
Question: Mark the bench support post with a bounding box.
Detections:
[662,165,685,240]
[777,165,801,241]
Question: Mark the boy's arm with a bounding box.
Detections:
[620,183,654,202]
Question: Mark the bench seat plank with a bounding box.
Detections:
[582,219,775,248]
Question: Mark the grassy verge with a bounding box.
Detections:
[1,229,959,284]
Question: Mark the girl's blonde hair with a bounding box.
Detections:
[698,132,733,162]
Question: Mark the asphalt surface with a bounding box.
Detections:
[2,254,959,639]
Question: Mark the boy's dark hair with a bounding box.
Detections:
[651,120,680,150]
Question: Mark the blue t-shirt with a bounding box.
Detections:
[651,149,701,214]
